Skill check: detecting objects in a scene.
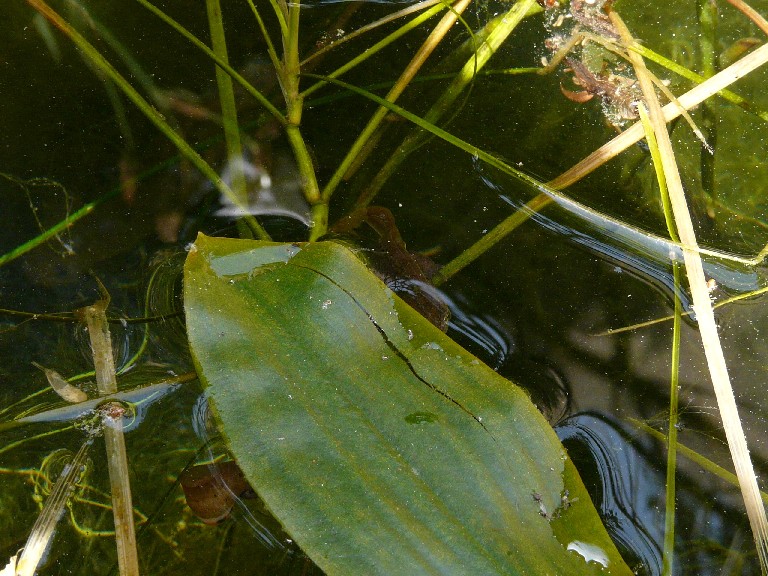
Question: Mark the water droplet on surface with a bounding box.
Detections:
[566,541,609,568]
[420,341,443,351]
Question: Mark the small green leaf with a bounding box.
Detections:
[184,234,632,575]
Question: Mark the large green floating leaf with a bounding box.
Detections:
[184,234,631,575]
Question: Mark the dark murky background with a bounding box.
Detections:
[2,0,768,574]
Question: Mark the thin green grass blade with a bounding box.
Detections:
[317,0,473,225]
[0,112,273,268]
[206,0,249,216]
[631,419,768,506]
[0,172,115,267]
[598,279,768,336]
[0,426,76,454]
[662,259,682,576]
[303,74,554,200]
[300,2,447,101]
[245,0,282,71]
[64,0,160,103]
[432,193,552,286]
[353,0,540,213]
[301,0,443,68]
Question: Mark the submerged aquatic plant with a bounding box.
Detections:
[3,0,768,573]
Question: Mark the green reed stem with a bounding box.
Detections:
[632,419,768,506]
[278,4,323,239]
[300,2,447,101]
[245,0,282,71]
[206,0,250,239]
[318,0,471,226]
[351,0,538,216]
[433,194,551,286]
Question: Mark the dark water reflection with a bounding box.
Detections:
[558,413,759,575]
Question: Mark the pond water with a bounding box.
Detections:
[2,0,768,574]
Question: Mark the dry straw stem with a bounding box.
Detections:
[609,10,768,573]
[548,41,768,190]
[14,439,93,576]
[636,101,681,576]
[80,300,141,576]
[0,555,15,575]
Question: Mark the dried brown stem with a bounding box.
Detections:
[79,300,140,576]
